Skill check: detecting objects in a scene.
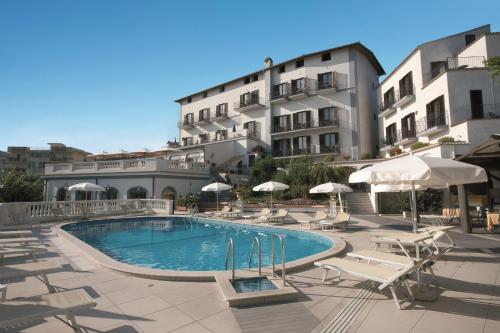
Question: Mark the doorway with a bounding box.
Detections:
[470,90,483,119]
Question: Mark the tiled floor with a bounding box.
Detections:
[1,215,499,333]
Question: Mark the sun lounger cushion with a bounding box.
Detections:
[0,289,96,328]
[0,237,39,245]
[0,261,62,280]
[0,230,33,238]
[347,250,414,266]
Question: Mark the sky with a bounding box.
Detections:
[1,0,499,153]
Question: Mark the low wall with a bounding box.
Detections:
[0,199,173,227]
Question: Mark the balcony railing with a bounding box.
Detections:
[271,83,288,100]
[234,93,263,111]
[447,56,486,70]
[272,144,340,157]
[196,116,210,124]
[177,120,195,128]
[272,118,339,133]
[212,110,228,120]
[451,103,500,126]
[289,79,310,97]
[416,112,448,135]
[181,130,261,147]
[272,125,292,133]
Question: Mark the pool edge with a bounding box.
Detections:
[54,215,346,282]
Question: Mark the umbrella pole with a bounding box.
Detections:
[338,192,343,212]
[217,192,219,212]
[270,192,273,212]
[411,181,418,233]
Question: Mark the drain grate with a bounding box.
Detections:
[320,281,376,333]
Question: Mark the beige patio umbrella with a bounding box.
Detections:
[68,182,106,200]
[252,181,289,211]
[202,182,233,211]
[309,182,353,214]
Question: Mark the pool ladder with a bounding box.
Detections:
[224,234,286,285]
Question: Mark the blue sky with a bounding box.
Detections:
[1,0,499,153]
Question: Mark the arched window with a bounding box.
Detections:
[102,187,119,200]
[56,188,67,201]
[161,186,176,199]
[74,190,87,201]
[127,186,147,199]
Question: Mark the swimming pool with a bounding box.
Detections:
[62,216,334,271]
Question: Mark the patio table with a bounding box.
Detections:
[487,213,499,232]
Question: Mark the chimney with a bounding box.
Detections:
[264,57,273,69]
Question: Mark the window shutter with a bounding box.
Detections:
[332,71,337,88]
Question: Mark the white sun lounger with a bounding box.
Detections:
[0,230,33,238]
[320,212,351,231]
[0,288,96,332]
[0,237,40,246]
[314,257,420,309]
[0,261,63,293]
[0,246,48,262]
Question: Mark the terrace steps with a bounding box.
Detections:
[343,192,375,215]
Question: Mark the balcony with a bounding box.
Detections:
[270,83,288,104]
[195,116,210,126]
[316,72,338,95]
[177,120,195,129]
[417,113,448,136]
[45,158,209,175]
[393,87,415,108]
[271,118,339,135]
[378,101,397,118]
[234,93,264,112]
[447,56,486,70]
[450,103,500,126]
[288,79,310,100]
[379,138,396,151]
[394,128,417,145]
[211,110,229,121]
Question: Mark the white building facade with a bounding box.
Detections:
[378,25,500,158]
[175,43,385,183]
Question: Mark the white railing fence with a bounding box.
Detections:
[0,199,173,227]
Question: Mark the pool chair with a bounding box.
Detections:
[314,257,424,309]
[243,208,271,223]
[259,209,288,224]
[212,206,232,216]
[0,230,33,238]
[0,261,63,293]
[0,237,40,246]
[319,212,351,231]
[296,211,328,229]
[221,209,241,219]
[0,246,48,263]
[0,288,96,332]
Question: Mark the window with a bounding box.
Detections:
[244,77,251,84]
[272,83,287,99]
[187,97,192,104]
[385,123,397,145]
[183,113,194,125]
[215,129,228,141]
[273,115,291,132]
[399,72,413,98]
[199,133,209,143]
[290,78,305,95]
[243,121,261,138]
[278,65,286,73]
[273,139,291,156]
[401,113,416,138]
[318,107,338,126]
[293,111,311,130]
[321,52,331,62]
[431,61,447,79]
[202,91,208,98]
[383,88,395,109]
[425,95,446,128]
[215,103,228,117]
[293,136,310,154]
[198,108,210,122]
[252,74,258,82]
[317,72,336,90]
[239,90,259,107]
[182,137,193,146]
[295,59,304,68]
[465,34,475,46]
[219,85,225,92]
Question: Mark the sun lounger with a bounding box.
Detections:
[320,212,350,231]
[347,249,414,266]
[296,211,328,229]
[259,209,288,224]
[0,237,40,246]
[212,206,232,216]
[0,261,63,293]
[243,208,271,223]
[0,230,33,238]
[0,288,96,332]
[0,246,48,262]
[221,209,241,219]
[314,257,419,309]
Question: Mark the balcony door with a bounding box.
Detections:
[273,139,291,156]
[318,107,337,126]
[469,90,483,119]
[293,136,310,154]
[273,115,291,132]
[319,133,339,153]
[385,123,397,145]
[401,113,416,138]
[399,72,413,98]
[426,95,446,128]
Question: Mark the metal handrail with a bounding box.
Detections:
[272,234,286,286]
[248,237,261,275]
[225,238,235,281]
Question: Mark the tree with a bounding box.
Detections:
[485,56,500,77]
[250,156,276,185]
[0,171,44,202]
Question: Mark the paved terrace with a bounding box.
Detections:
[2,215,499,333]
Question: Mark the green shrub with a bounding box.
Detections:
[323,155,335,162]
[0,171,44,202]
[438,136,455,143]
[176,193,198,207]
[360,152,372,160]
[389,147,402,157]
[410,142,430,151]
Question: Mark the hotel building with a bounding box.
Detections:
[377,25,500,159]
[174,43,385,183]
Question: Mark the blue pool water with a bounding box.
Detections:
[232,277,278,293]
[62,217,333,271]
